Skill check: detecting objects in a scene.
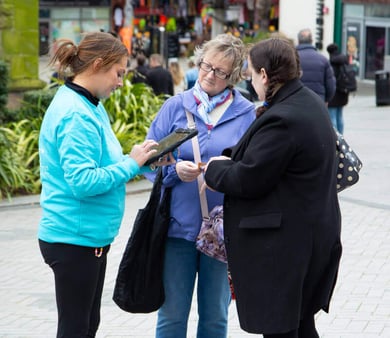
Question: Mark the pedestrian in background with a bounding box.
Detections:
[38,32,169,338]
[243,59,258,102]
[112,1,124,35]
[147,53,174,96]
[132,53,149,84]
[146,33,255,338]
[185,56,199,89]
[169,59,186,95]
[203,37,342,338]
[296,28,336,104]
[327,43,350,134]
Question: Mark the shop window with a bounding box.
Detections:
[50,8,109,44]
[365,4,390,18]
[51,8,80,19]
[365,26,385,79]
[344,4,364,18]
[81,8,109,20]
[83,20,110,34]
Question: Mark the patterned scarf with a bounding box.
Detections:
[193,81,232,127]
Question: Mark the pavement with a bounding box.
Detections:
[1,80,390,337]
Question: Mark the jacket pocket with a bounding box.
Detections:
[239,213,282,229]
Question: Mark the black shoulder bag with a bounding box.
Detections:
[113,168,171,313]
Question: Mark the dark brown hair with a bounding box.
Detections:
[249,37,300,116]
[49,31,129,79]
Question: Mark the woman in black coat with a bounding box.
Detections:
[327,43,350,134]
[203,38,342,337]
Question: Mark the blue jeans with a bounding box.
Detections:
[328,106,344,134]
[156,237,231,338]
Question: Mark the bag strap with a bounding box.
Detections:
[148,167,163,204]
[185,110,209,219]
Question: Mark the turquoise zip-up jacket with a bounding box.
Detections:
[38,85,148,247]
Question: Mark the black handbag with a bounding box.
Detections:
[113,168,171,313]
[335,130,363,192]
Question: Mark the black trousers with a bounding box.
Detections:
[263,316,319,338]
[39,240,110,338]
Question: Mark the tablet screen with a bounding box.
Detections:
[145,128,198,165]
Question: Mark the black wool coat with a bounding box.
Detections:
[204,79,342,334]
[146,66,174,96]
[328,52,350,107]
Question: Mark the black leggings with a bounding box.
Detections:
[39,240,110,338]
[263,316,319,338]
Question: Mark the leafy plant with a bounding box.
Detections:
[17,88,57,120]
[103,77,165,154]
[0,119,41,199]
[242,30,270,45]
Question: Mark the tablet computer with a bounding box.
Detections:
[145,128,198,165]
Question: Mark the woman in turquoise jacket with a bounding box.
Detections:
[38,32,167,338]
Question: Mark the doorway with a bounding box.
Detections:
[365,26,385,79]
[39,21,50,56]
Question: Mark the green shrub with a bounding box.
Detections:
[242,30,270,45]
[0,119,41,199]
[17,88,57,120]
[103,77,165,154]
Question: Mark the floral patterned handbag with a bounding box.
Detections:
[186,111,227,263]
[196,205,227,263]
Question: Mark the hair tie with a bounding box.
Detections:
[262,101,269,107]
[74,46,78,56]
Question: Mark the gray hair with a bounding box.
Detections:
[149,53,164,66]
[193,34,247,86]
[297,28,313,44]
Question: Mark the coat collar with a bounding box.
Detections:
[296,43,317,52]
[266,79,303,110]
[229,79,303,159]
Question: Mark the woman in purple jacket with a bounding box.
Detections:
[146,34,255,338]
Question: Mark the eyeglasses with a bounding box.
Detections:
[199,61,230,80]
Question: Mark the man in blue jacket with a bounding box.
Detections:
[296,28,336,104]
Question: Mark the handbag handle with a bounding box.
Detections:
[185,110,209,219]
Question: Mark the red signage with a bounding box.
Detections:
[134,7,163,16]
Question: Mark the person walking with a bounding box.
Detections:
[203,37,342,338]
[185,56,199,89]
[132,53,149,84]
[146,53,174,96]
[327,43,350,134]
[169,60,186,95]
[112,1,124,35]
[38,32,169,338]
[145,33,256,338]
[296,28,336,104]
